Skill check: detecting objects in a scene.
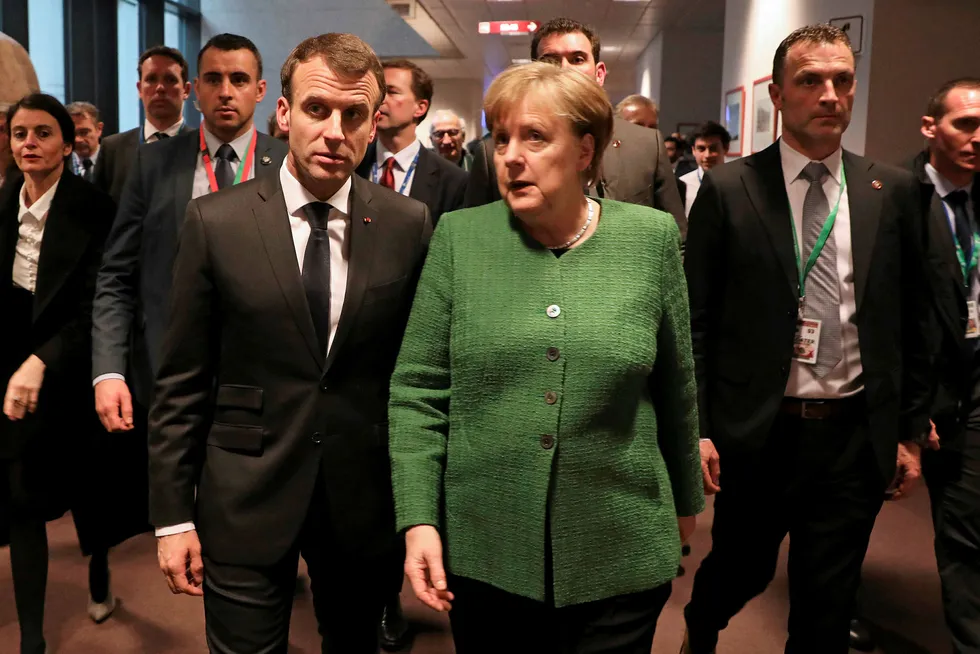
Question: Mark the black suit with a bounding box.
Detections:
[148,172,432,652]
[91,123,195,204]
[682,142,931,654]
[910,149,980,653]
[356,142,466,224]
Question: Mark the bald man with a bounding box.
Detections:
[616,94,659,130]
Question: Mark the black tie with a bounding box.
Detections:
[214,143,236,190]
[946,190,974,261]
[303,202,332,358]
[82,158,93,182]
[153,132,170,142]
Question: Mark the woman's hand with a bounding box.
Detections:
[404,525,454,612]
[4,354,46,420]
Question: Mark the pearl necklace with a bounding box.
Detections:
[546,198,595,250]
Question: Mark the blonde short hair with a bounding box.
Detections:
[483,61,613,184]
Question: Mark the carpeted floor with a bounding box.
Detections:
[0,490,950,653]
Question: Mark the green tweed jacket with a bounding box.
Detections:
[389,199,705,608]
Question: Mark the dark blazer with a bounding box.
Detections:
[909,150,980,450]
[92,128,288,406]
[684,142,932,484]
[463,117,687,239]
[356,142,466,224]
[92,123,196,204]
[148,173,432,565]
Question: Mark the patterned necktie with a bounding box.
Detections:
[303,202,332,358]
[214,143,236,190]
[800,161,842,378]
[945,190,974,263]
[379,156,397,190]
[82,158,93,182]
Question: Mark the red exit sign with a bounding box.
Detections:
[478,20,539,35]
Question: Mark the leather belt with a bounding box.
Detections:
[780,394,865,420]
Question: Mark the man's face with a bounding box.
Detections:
[72,113,103,158]
[377,67,426,132]
[694,136,724,170]
[770,40,855,148]
[431,115,465,162]
[664,140,678,163]
[619,103,658,130]
[139,55,190,125]
[195,47,266,138]
[922,86,980,176]
[535,32,607,87]
[279,57,381,193]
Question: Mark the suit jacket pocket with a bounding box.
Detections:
[207,422,264,454]
[216,384,264,410]
[362,276,409,305]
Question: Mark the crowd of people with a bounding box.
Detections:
[0,14,977,654]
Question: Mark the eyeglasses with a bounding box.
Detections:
[432,129,461,139]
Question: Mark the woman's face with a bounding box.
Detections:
[492,98,594,220]
[10,108,71,178]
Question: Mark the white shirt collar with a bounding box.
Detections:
[18,176,61,224]
[143,117,185,142]
[376,137,422,171]
[279,159,352,217]
[202,124,255,162]
[924,162,971,199]
[780,138,843,187]
[73,147,99,167]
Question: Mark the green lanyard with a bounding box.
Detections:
[944,204,980,285]
[789,164,847,316]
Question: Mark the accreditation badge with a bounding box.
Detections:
[793,318,822,364]
[967,301,979,339]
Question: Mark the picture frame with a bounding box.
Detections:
[751,75,777,153]
[723,86,744,157]
[829,15,864,54]
[675,122,700,141]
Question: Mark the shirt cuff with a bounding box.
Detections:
[155,522,196,537]
[93,373,126,387]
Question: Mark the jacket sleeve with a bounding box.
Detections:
[652,130,688,242]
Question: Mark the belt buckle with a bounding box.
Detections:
[800,400,825,419]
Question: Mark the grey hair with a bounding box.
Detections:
[429,109,466,134]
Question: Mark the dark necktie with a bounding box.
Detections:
[82,158,93,182]
[214,143,236,190]
[152,132,170,142]
[303,202,332,358]
[379,157,397,190]
[946,190,974,262]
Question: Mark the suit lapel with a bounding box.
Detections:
[742,143,798,299]
[842,152,880,311]
[325,176,376,372]
[253,134,281,183]
[252,176,323,369]
[0,176,21,289]
[409,147,437,209]
[34,176,92,320]
[599,117,627,199]
[172,131,200,233]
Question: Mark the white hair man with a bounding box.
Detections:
[429,109,472,171]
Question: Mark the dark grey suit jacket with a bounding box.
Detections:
[92,123,195,204]
[92,128,288,405]
[148,174,432,564]
[464,116,687,239]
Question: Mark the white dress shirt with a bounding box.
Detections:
[679,166,704,217]
[143,117,185,143]
[780,138,863,399]
[191,125,256,200]
[373,138,422,197]
[72,147,100,177]
[13,178,61,293]
[156,163,354,539]
[925,162,979,297]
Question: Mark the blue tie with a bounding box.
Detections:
[303,202,332,359]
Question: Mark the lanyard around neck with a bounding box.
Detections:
[200,126,257,193]
[371,150,420,196]
[788,164,847,310]
[940,201,980,285]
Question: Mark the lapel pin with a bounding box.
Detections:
[871,179,883,190]
[363,217,372,224]
[260,155,272,166]
[612,139,622,149]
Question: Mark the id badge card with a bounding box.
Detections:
[967,301,979,339]
[793,318,822,364]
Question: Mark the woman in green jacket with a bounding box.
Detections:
[388,62,705,652]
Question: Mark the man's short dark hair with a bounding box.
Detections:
[382,59,434,124]
[281,33,386,111]
[139,45,189,84]
[927,77,980,120]
[7,93,76,155]
[664,135,681,147]
[198,33,263,79]
[772,24,851,86]
[531,18,601,65]
[693,121,732,150]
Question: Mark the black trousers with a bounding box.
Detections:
[924,427,980,654]
[684,410,884,654]
[202,473,394,654]
[448,574,672,654]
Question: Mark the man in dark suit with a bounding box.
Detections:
[148,33,432,653]
[355,59,466,227]
[92,46,194,204]
[680,25,932,654]
[912,77,980,654]
[464,18,685,238]
[92,33,287,434]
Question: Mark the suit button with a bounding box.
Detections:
[546,347,560,361]
[320,382,328,392]
[540,434,555,450]
[311,432,322,445]
[545,391,558,405]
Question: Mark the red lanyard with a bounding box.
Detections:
[199,126,258,193]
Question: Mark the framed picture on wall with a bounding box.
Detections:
[751,75,777,153]
[676,122,699,141]
[829,15,864,54]
[723,86,744,157]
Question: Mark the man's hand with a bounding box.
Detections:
[678,515,697,544]
[404,525,454,612]
[95,378,135,432]
[157,530,204,596]
[888,441,923,501]
[699,439,721,494]
[4,355,46,420]
[925,420,940,451]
